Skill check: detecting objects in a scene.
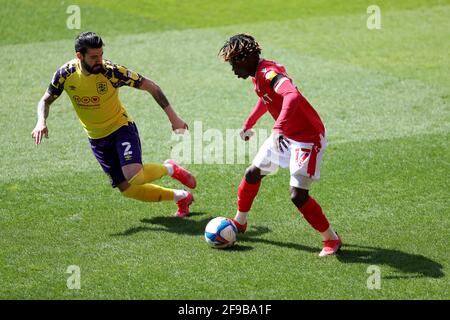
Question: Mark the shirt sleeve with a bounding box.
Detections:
[243,98,268,130]
[103,60,143,89]
[273,81,301,133]
[264,69,292,93]
[47,62,77,98]
[47,68,65,98]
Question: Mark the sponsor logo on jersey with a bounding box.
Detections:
[73,95,100,106]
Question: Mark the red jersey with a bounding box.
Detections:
[243,59,325,143]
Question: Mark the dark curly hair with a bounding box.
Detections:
[219,34,261,62]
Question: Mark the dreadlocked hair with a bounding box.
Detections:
[219,34,261,62]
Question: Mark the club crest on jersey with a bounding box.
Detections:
[96,82,108,95]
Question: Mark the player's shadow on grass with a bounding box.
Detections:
[113,219,443,279]
[335,244,444,279]
[241,235,444,279]
[111,214,270,251]
[111,212,210,236]
[111,213,270,239]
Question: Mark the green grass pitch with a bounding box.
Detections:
[0,0,449,299]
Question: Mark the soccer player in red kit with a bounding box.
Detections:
[219,34,342,256]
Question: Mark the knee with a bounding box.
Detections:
[245,166,263,184]
[123,163,143,184]
[118,181,131,193]
[290,187,309,208]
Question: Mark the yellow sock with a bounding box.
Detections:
[128,163,169,185]
[122,184,174,202]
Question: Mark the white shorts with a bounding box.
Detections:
[252,133,327,189]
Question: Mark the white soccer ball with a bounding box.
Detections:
[204,217,237,249]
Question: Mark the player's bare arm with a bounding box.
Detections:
[31,91,57,145]
[139,77,188,131]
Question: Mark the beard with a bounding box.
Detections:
[81,60,104,74]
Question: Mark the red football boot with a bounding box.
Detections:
[231,219,247,233]
[319,233,342,257]
[164,159,197,189]
[175,192,194,218]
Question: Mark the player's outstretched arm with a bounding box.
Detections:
[240,98,267,141]
[31,92,57,145]
[243,98,267,130]
[139,77,188,132]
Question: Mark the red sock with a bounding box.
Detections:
[237,177,261,212]
[299,196,330,233]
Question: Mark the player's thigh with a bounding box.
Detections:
[288,138,327,188]
[114,122,143,178]
[252,134,289,175]
[89,136,127,188]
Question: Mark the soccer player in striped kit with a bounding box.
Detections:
[31,32,195,217]
[219,34,342,256]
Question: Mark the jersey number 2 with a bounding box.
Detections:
[122,142,132,156]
